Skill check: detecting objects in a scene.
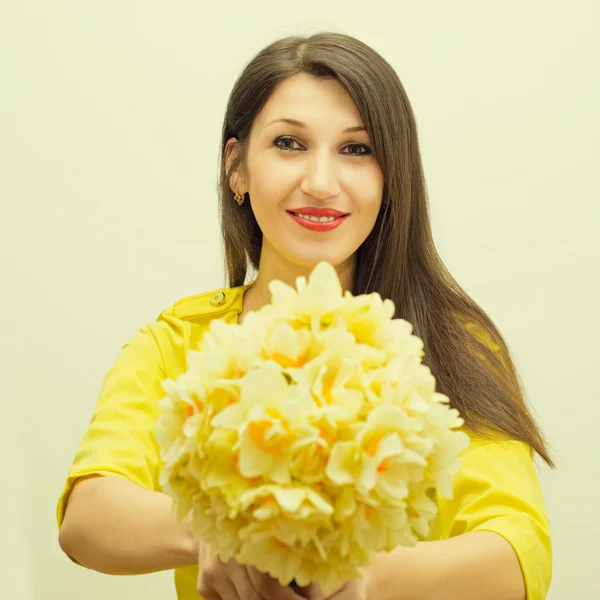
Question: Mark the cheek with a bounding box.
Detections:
[355,189,384,226]
[358,201,382,242]
[362,194,383,215]
[248,175,292,226]
[347,167,384,212]
[248,187,285,237]
[246,161,281,223]
[249,153,296,198]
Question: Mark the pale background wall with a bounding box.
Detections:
[2,1,598,598]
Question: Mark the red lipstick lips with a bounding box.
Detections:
[287,207,349,232]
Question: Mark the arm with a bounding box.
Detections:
[366,530,524,600]
[59,474,202,575]
[56,324,205,575]
[366,439,551,600]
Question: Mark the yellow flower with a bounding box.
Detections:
[420,398,470,498]
[157,260,471,593]
[326,405,418,496]
[405,482,439,538]
[159,452,198,522]
[239,484,333,520]
[334,291,396,347]
[374,317,424,357]
[237,532,304,588]
[211,363,319,484]
[196,318,262,381]
[200,429,251,516]
[190,492,243,562]
[264,261,344,332]
[263,321,313,369]
[157,373,206,460]
[237,513,361,591]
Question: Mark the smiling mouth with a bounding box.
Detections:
[286,210,350,232]
[288,212,342,223]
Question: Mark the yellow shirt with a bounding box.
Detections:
[56,283,552,599]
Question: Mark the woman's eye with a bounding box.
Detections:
[274,136,301,151]
[273,136,372,156]
[345,143,371,156]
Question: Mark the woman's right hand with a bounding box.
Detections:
[198,556,320,600]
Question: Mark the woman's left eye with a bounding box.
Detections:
[273,136,372,156]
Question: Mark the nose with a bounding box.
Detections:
[299,150,341,201]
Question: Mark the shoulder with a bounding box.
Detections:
[137,283,252,364]
[462,433,535,460]
[157,283,251,324]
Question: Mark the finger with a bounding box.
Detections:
[293,582,324,600]
[212,577,240,600]
[197,581,222,600]
[226,560,261,600]
[198,558,240,600]
[245,566,307,600]
[327,580,366,600]
[198,591,221,600]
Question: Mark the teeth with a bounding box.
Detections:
[296,214,337,223]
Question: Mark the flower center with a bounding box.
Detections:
[247,409,291,454]
[365,436,381,457]
[271,352,305,368]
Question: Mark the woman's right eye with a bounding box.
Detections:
[273,136,302,151]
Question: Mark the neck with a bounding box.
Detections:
[243,243,356,315]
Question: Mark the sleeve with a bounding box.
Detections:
[56,325,167,530]
[437,439,552,599]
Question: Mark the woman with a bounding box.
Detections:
[57,32,552,600]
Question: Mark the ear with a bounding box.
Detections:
[225,138,246,194]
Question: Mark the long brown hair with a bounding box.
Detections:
[217,32,553,467]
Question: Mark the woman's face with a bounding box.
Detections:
[227,73,384,274]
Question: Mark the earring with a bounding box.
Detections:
[234,191,244,206]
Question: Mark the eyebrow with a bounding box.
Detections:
[265,118,366,134]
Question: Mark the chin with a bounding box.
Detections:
[286,248,355,271]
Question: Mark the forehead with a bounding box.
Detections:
[254,73,363,129]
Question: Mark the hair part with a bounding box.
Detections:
[217,31,553,467]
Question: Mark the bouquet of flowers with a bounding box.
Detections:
[156,262,470,593]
